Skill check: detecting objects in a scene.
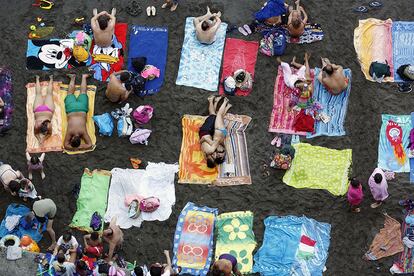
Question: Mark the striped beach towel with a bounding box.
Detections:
[172,202,218,276]
[392,21,414,82]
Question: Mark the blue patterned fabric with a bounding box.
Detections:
[308,68,352,138]
[392,22,414,82]
[410,112,414,183]
[253,216,331,276]
[176,17,228,91]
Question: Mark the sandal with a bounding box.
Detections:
[353,6,368,13]
[369,1,383,8]
[243,24,252,34]
[238,26,248,36]
[126,1,142,16]
[398,83,412,94]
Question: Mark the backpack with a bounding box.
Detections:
[139,197,160,212]
[90,212,102,231]
[129,128,152,145]
[397,64,414,81]
[369,61,391,80]
[259,30,286,57]
[132,105,153,125]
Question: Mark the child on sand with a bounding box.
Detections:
[347,178,363,213]
[161,0,178,12]
[8,178,40,202]
[54,231,79,263]
[368,168,389,208]
[26,152,46,180]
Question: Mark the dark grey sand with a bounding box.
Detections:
[1,0,414,275]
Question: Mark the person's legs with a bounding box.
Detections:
[80,74,90,95]
[171,0,178,11]
[33,75,44,111]
[67,74,76,95]
[69,251,77,263]
[303,52,311,80]
[214,98,229,130]
[44,75,55,112]
[208,96,216,115]
[46,219,56,250]
[279,61,294,83]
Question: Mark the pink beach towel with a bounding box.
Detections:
[219,38,259,96]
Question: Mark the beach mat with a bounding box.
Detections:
[283,143,352,196]
[218,38,259,96]
[0,68,13,135]
[215,211,256,274]
[176,17,227,91]
[60,83,96,154]
[128,26,168,95]
[286,23,324,44]
[26,81,63,153]
[354,18,394,82]
[393,209,414,272]
[268,66,311,135]
[378,114,411,173]
[178,114,252,186]
[392,21,414,82]
[69,169,111,232]
[411,112,414,183]
[90,23,128,82]
[104,163,178,229]
[253,216,331,276]
[307,68,352,138]
[0,204,46,242]
[172,202,218,276]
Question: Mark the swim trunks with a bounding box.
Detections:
[64,94,89,114]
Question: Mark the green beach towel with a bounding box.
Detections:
[215,211,257,274]
[283,143,352,196]
[70,169,111,232]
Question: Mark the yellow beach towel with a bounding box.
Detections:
[60,84,96,155]
[354,18,394,82]
[26,81,63,153]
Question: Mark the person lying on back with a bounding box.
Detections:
[91,8,116,48]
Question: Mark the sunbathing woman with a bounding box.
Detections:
[317,58,349,95]
[199,96,231,168]
[34,75,54,145]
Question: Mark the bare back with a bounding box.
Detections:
[106,75,127,103]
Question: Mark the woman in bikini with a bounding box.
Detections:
[0,163,24,192]
[199,96,231,168]
[33,75,55,145]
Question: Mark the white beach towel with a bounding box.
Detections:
[104,162,179,229]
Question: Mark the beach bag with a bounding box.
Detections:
[93,113,114,136]
[397,64,414,81]
[260,30,286,57]
[112,104,133,137]
[369,61,391,79]
[129,128,152,145]
[133,105,153,125]
[139,197,160,212]
[90,212,102,231]
[270,145,295,170]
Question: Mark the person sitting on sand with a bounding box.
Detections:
[194,7,222,45]
[54,231,79,263]
[149,250,177,276]
[161,0,179,12]
[199,96,231,168]
[102,216,124,262]
[211,253,242,276]
[287,0,308,38]
[106,69,146,102]
[63,74,93,151]
[8,177,40,202]
[277,52,313,99]
[0,163,24,192]
[32,198,57,250]
[317,58,349,95]
[52,252,77,276]
[26,152,46,180]
[83,231,103,258]
[33,75,54,145]
[91,8,116,48]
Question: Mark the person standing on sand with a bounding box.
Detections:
[347,178,363,213]
[91,8,116,48]
[32,198,57,251]
[368,168,389,208]
[102,216,124,261]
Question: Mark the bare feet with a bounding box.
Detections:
[41,172,46,179]
[352,208,361,213]
[171,3,178,11]
[207,95,215,102]
[82,73,91,79]
[370,202,382,208]
[276,57,282,64]
[35,75,40,81]
[162,2,169,8]
[47,243,57,251]
[28,173,33,180]
[291,56,297,65]
[49,75,53,81]
[304,52,310,60]
[67,73,76,79]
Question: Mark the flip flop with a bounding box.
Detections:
[271,136,279,146]
[146,6,151,16]
[398,83,412,93]
[243,24,252,34]
[369,1,383,8]
[151,6,156,16]
[353,6,368,13]
[238,26,248,36]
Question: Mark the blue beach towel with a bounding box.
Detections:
[378,114,411,173]
[392,21,414,82]
[128,26,169,95]
[176,17,228,91]
[308,68,352,138]
[0,204,46,242]
[253,216,331,276]
[254,0,287,22]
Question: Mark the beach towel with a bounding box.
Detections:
[104,163,178,229]
[218,38,259,96]
[178,114,252,186]
[0,204,46,242]
[268,66,313,135]
[283,143,352,196]
[90,23,128,82]
[378,114,411,173]
[253,215,331,276]
[392,21,414,82]
[307,68,352,138]
[176,17,227,91]
[215,211,256,274]
[70,169,111,232]
[128,26,168,95]
[285,23,324,44]
[0,67,13,135]
[354,19,394,82]
[60,83,96,154]
[410,112,414,183]
[393,209,414,273]
[364,214,403,261]
[26,81,63,153]
[172,202,218,276]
